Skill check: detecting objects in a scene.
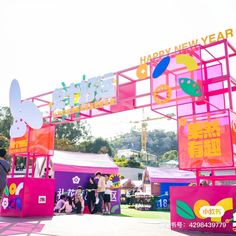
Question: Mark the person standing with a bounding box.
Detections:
[86,177,97,214]
[126,190,131,205]
[95,171,106,213]
[104,174,113,214]
[0,149,10,198]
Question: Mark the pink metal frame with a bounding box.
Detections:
[20,39,236,185]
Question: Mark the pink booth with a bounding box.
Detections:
[51,151,121,214]
[0,126,56,217]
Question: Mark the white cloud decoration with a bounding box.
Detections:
[9,79,43,138]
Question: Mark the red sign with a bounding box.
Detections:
[9,125,55,156]
[178,110,234,170]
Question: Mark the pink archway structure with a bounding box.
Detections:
[2,39,236,233]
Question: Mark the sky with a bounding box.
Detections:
[0,0,236,138]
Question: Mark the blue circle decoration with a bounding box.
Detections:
[152,56,171,79]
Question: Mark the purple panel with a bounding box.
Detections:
[55,171,121,214]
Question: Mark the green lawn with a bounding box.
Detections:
[119,205,170,220]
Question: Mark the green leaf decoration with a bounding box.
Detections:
[176,200,195,220]
[111,205,119,214]
[4,185,9,197]
[178,78,202,97]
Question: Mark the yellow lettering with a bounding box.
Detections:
[165,48,172,54]
[182,42,188,49]
[188,39,198,47]
[94,102,99,109]
[225,28,233,38]
[201,36,208,45]
[209,34,216,43]
[152,52,158,58]
[147,54,152,63]
[110,98,116,105]
[140,56,147,64]
[159,50,165,56]
[174,45,182,51]
[217,32,224,41]
[104,99,110,106]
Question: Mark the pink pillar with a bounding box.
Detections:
[196,169,200,186]
[211,170,215,186]
[11,154,15,177]
[46,155,50,178]
[25,154,30,178]
[32,156,35,178]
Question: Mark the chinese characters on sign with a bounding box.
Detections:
[187,120,221,159]
[9,134,28,154]
[52,73,116,117]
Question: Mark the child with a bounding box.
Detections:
[60,196,74,214]
[54,195,66,213]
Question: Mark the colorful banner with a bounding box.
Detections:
[170,186,236,234]
[178,110,234,170]
[55,171,121,214]
[1,178,24,217]
[9,125,55,155]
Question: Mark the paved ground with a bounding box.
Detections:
[0,215,234,236]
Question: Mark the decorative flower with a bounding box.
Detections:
[109,174,121,188]
[72,176,80,184]
[2,198,9,210]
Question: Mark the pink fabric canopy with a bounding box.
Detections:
[146,167,196,183]
[52,151,119,174]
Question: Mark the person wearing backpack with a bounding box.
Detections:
[0,149,10,198]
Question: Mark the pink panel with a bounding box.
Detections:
[53,164,119,174]
[0,177,55,217]
[150,177,196,183]
[111,82,136,112]
[170,186,236,234]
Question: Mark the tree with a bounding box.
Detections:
[113,156,128,167]
[159,150,178,163]
[0,107,13,139]
[111,128,177,159]
[55,121,91,144]
[79,137,113,156]
[110,129,141,151]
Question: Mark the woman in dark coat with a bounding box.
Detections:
[86,177,97,214]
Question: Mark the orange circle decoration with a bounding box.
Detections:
[153,84,172,105]
[136,64,147,80]
[9,183,17,195]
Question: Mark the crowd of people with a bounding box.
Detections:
[125,187,142,205]
[54,171,113,215]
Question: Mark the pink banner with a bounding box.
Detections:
[170,186,236,234]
